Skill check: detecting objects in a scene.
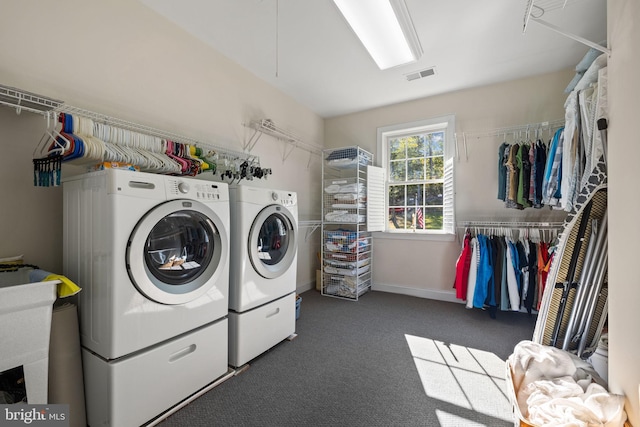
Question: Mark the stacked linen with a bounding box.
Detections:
[325,182,365,194]
[507,340,626,427]
[325,211,365,223]
[324,264,370,277]
[324,232,369,254]
[324,182,366,223]
[325,147,372,168]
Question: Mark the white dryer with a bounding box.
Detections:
[63,169,230,426]
[228,185,298,367]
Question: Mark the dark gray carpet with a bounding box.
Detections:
[156,290,536,427]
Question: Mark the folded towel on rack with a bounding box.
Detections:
[29,270,82,298]
[325,210,366,223]
[334,193,362,201]
[324,183,366,195]
[324,184,341,194]
[331,203,365,209]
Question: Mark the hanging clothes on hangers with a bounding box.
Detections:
[497,137,553,210]
[533,140,547,208]
[497,142,509,202]
[454,224,559,318]
[465,236,479,309]
[453,230,472,300]
[517,143,532,208]
[505,144,523,209]
[542,127,565,208]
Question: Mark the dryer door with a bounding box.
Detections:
[127,199,228,305]
[248,205,297,279]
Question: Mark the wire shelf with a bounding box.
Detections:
[0,84,63,115]
[244,119,323,161]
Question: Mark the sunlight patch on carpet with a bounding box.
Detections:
[436,410,486,427]
[405,334,512,424]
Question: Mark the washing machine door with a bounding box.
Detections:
[248,204,297,279]
[126,199,228,305]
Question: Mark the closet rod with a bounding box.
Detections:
[458,221,564,229]
[56,104,255,163]
[463,118,564,140]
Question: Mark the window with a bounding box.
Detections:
[377,115,455,234]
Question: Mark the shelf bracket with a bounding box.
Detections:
[243,128,263,152]
[282,141,297,162]
[530,18,610,56]
[299,220,322,241]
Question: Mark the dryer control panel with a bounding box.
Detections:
[273,191,297,207]
[194,183,224,201]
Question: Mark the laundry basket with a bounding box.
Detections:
[295,295,302,320]
[0,268,58,404]
[505,342,630,427]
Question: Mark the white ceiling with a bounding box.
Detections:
[138,0,607,118]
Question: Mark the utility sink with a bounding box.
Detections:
[0,268,57,403]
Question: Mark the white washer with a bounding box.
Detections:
[63,169,230,426]
[228,185,298,367]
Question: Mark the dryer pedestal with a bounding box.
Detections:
[228,292,295,367]
[83,319,228,427]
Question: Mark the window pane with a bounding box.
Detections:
[405,136,422,158]
[426,131,444,156]
[406,184,423,206]
[423,207,443,230]
[388,208,408,230]
[388,185,405,206]
[425,156,444,179]
[389,138,405,160]
[389,160,406,182]
[407,159,424,180]
[413,207,425,231]
[425,183,443,205]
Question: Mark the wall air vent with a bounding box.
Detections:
[405,67,435,82]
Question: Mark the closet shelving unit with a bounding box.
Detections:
[0,83,260,169]
[321,146,373,300]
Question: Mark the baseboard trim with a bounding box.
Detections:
[371,283,462,304]
[296,281,315,294]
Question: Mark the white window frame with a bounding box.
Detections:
[376,115,455,237]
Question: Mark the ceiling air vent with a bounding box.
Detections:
[405,67,435,82]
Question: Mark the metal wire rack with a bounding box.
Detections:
[522,0,610,55]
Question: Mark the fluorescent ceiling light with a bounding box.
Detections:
[333,0,423,70]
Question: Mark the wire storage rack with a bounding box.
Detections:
[321,146,373,300]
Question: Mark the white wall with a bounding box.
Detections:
[608,0,640,424]
[325,70,571,299]
[0,0,323,291]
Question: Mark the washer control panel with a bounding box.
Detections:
[167,178,228,201]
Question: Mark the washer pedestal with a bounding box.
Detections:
[83,319,227,427]
[228,293,295,368]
